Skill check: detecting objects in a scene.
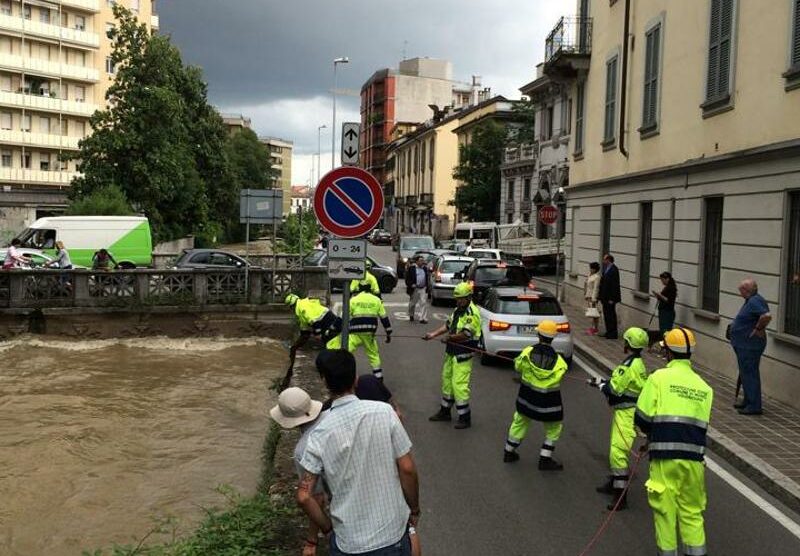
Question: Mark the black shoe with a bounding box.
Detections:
[428,407,452,422]
[503,451,520,463]
[595,477,614,494]
[420,320,428,324]
[604,334,618,340]
[409,316,414,322]
[607,489,628,511]
[538,457,564,471]
[733,401,746,409]
[738,407,763,415]
[454,414,471,429]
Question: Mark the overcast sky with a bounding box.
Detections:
[159,0,574,185]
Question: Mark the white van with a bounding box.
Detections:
[454,222,497,248]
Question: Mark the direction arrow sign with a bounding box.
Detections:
[314,167,384,238]
[341,122,360,166]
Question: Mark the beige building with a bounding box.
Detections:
[220,112,251,136]
[546,1,800,406]
[0,0,157,241]
[260,136,292,216]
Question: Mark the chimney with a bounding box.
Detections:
[471,75,482,105]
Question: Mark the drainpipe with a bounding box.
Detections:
[618,0,631,158]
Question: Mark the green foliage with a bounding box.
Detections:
[65,184,134,216]
[451,120,509,222]
[511,97,537,145]
[279,211,318,255]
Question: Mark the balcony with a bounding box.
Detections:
[544,16,592,79]
[150,14,159,30]
[420,193,434,207]
[0,129,82,150]
[0,54,100,82]
[504,143,537,163]
[0,91,98,117]
[405,195,417,207]
[0,13,100,49]
[0,167,78,186]
[62,0,101,12]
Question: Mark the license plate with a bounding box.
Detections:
[518,325,537,335]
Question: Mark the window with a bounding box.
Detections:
[61,12,68,27]
[507,213,514,224]
[74,85,85,102]
[420,140,426,170]
[701,197,724,312]
[0,1,10,16]
[785,0,800,86]
[507,179,515,203]
[523,178,531,200]
[22,114,31,132]
[0,112,10,130]
[23,5,31,20]
[75,16,86,31]
[575,82,585,154]
[603,56,618,144]
[601,204,612,257]
[61,119,68,136]
[641,23,662,133]
[786,191,800,335]
[40,153,50,171]
[39,8,50,24]
[39,117,50,133]
[21,152,30,169]
[131,0,140,12]
[106,23,115,38]
[703,0,735,111]
[1,150,11,167]
[429,137,434,170]
[105,57,116,74]
[638,202,653,292]
[39,44,50,61]
[0,75,10,92]
[523,212,530,223]
[542,105,553,140]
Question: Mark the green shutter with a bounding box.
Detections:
[706,0,734,103]
[793,0,800,66]
[604,57,618,141]
[575,82,585,153]
[642,25,661,128]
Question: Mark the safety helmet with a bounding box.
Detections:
[663,327,697,354]
[536,320,559,338]
[623,327,649,350]
[453,282,473,298]
[284,293,300,307]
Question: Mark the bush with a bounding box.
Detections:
[66,184,134,216]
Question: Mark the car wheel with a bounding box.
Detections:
[380,275,395,294]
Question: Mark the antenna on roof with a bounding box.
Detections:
[402,40,408,61]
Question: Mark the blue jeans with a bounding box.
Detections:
[329,532,411,556]
[734,347,764,412]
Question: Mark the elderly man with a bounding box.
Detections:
[405,255,430,324]
[730,278,771,415]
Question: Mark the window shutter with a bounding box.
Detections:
[604,58,617,141]
[793,0,800,67]
[706,0,733,102]
[644,25,661,127]
[575,82,585,153]
[706,0,721,100]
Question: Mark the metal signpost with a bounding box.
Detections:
[313,167,384,347]
[240,189,283,292]
[341,122,360,166]
[539,204,562,300]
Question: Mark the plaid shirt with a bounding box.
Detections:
[300,395,412,553]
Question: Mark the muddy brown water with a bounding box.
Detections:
[0,336,287,555]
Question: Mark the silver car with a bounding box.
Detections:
[478,286,574,366]
[429,255,474,305]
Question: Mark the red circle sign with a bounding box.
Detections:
[314,167,384,238]
[538,204,560,225]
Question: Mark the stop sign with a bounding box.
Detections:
[538,204,560,225]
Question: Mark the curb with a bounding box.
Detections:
[573,339,800,516]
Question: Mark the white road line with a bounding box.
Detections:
[572,354,800,540]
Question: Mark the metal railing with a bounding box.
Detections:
[504,143,537,163]
[545,16,593,64]
[420,193,434,206]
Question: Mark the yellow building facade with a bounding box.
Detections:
[260,136,292,216]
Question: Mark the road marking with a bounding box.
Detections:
[572,354,800,540]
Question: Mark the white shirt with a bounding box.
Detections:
[414,266,426,289]
[301,395,412,553]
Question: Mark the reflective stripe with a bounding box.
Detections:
[520,380,561,394]
[610,467,628,475]
[635,408,653,422]
[612,476,628,488]
[652,415,709,430]
[457,405,471,415]
[612,402,637,409]
[683,544,707,555]
[441,397,454,408]
[517,398,563,414]
[455,353,474,362]
[649,442,705,455]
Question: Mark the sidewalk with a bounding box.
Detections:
[560,298,800,514]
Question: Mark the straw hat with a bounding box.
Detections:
[270,387,322,429]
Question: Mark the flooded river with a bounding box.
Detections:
[0,336,286,555]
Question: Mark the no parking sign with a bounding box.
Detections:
[314,167,384,238]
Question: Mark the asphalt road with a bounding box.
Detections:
[335,245,800,555]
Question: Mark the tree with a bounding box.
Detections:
[451,120,508,222]
[511,97,537,145]
[67,5,232,244]
[65,184,133,216]
[279,210,318,255]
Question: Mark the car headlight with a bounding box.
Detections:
[401,257,408,263]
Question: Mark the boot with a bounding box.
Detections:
[454,413,471,429]
[503,450,520,463]
[428,406,451,422]
[595,477,614,494]
[538,456,564,471]
[607,488,628,511]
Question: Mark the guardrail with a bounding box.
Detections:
[0,267,328,310]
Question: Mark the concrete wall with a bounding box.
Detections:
[0,204,35,243]
[395,75,455,124]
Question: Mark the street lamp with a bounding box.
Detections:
[552,186,567,301]
[332,56,349,171]
[317,124,326,185]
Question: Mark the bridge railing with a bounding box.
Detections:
[151,253,305,270]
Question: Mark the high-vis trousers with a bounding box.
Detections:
[646,459,707,556]
[327,333,384,379]
[609,407,636,489]
[504,411,563,458]
[440,354,472,417]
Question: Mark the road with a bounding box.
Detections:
[335,244,800,555]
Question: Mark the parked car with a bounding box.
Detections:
[478,286,573,366]
[371,229,393,245]
[429,255,474,305]
[458,259,532,305]
[0,248,54,268]
[174,249,249,269]
[395,234,435,278]
[302,249,397,293]
[465,247,501,260]
[438,239,468,254]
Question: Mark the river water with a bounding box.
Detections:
[0,336,286,555]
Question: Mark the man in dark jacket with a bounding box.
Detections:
[405,255,430,323]
[598,254,621,339]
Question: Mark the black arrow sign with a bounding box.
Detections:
[344,147,358,158]
[344,128,358,140]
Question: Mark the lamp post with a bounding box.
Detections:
[332,57,349,172]
[317,124,326,184]
[552,187,567,301]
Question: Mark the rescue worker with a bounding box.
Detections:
[424,282,481,429]
[285,293,342,362]
[502,320,568,470]
[327,286,392,379]
[635,327,713,556]
[589,326,649,510]
[349,270,381,297]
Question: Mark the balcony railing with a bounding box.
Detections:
[0,13,100,48]
[405,195,418,206]
[0,91,98,117]
[504,143,537,163]
[421,193,434,207]
[62,0,101,12]
[545,16,592,69]
[0,129,82,150]
[0,168,79,185]
[0,54,100,82]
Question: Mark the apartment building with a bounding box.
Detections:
[221,112,252,135]
[0,0,157,241]
[290,184,311,215]
[547,1,800,406]
[260,136,292,216]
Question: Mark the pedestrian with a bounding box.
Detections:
[584,261,601,335]
[652,271,677,337]
[327,282,392,380]
[269,387,326,556]
[298,349,420,556]
[45,241,72,270]
[3,238,31,269]
[285,293,342,364]
[730,278,771,415]
[635,327,713,556]
[405,255,430,324]
[91,248,118,271]
[598,254,621,339]
[589,327,649,509]
[425,282,482,429]
[502,320,568,470]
